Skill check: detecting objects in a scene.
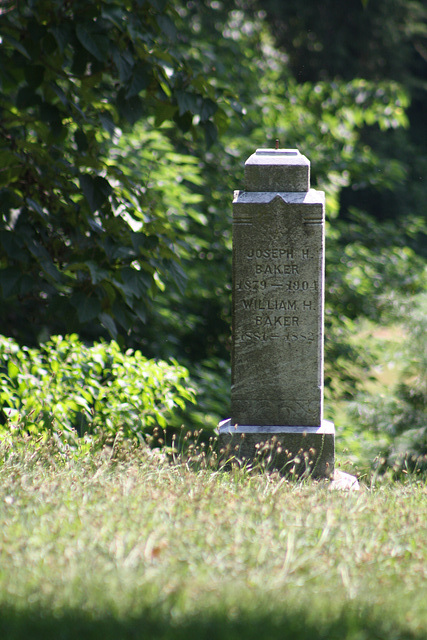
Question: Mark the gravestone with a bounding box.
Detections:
[218,148,335,478]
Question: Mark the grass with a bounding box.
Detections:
[1,435,427,639]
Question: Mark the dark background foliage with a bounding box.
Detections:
[0,0,229,343]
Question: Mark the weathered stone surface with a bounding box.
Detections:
[244,149,310,192]
[231,190,325,427]
[218,419,334,479]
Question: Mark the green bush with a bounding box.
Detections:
[0,334,195,445]
[341,291,427,475]
[379,292,427,472]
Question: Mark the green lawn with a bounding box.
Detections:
[1,438,426,640]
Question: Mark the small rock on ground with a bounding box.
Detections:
[329,470,360,491]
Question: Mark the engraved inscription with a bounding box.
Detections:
[255,264,299,275]
[285,281,318,292]
[242,299,297,310]
[235,331,316,343]
[246,248,311,260]
[235,280,267,292]
[255,315,299,327]
[247,248,295,259]
[231,163,325,429]
[235,241,320,345]
[235,332,268,343]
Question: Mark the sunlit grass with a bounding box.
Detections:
[0,436,426,639]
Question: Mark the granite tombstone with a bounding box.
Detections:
[218,148,335,478]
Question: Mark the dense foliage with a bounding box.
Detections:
[0,333,195,444]
[0,0,229,342]
[254,0,427,254]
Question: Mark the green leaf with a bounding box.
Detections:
[75,24,109,62]
[174,111,193,132]
[133,300,147,323]
[39,102,63,137]
[0,268,21,299]
[116,92,144,125]
[111,300,133,331]
[168,261,187,294]
[86,261,109,285]
[79,175,113,213]
[99,113,116,136]
[112,49,133,83]
[101,5,126,29]
[74,130,88,151]
[50,25,72,53]
[213,107,230,134]
[199,98,218,122]
[16,86,40,109]
[40,258,62,283]
[204,120,218,148]
[19,275,36,295]
[156,15,177,40]
[154,102,176,127]
[99,313,118,339]
[126,65,151,98]
[176,91,200,117]
[24,65,45,89]
[26,198,47,220]
[1,33,30,59]
[0,231,25,260]
[7,361,19,379]
[120,267,147,297]
[147,0,168,11]
[71,44,89,75]
[72,293,102,323]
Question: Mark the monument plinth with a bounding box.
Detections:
[218,149,335,478]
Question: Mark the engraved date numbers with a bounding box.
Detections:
[235,280,267,292]
[285,280,318,292]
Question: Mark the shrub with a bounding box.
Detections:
[0,334,195,445]
[344,291,427,475]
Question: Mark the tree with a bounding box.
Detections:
[251,0,427,254]
[0,0,229,344]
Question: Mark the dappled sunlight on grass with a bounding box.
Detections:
[0,437,426,639]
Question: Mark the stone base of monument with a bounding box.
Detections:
[217,418,335,479]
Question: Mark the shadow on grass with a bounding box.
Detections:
[0,604,423,640]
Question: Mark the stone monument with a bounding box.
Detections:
[218,148,335,478]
